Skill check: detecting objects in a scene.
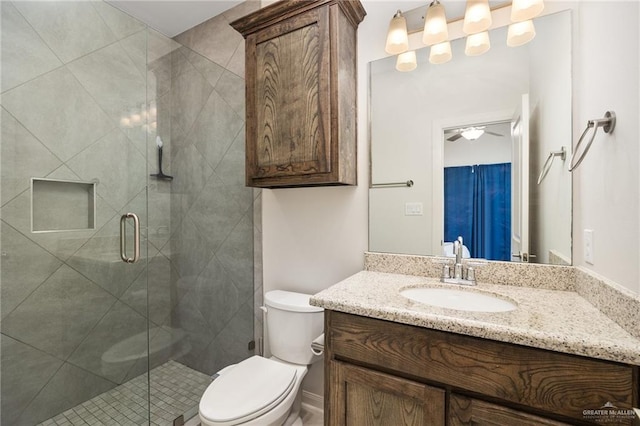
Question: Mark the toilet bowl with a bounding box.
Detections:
[199,290,324,426]
[199,356,307,426]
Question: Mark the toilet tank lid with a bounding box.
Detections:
[264,290,323,313]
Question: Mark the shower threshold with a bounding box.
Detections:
[39,361,212,426]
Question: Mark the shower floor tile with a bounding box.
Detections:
[39,361,212,426]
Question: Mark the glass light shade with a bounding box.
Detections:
[396,51,417,72]
[422,2,449,46]
[465,31,490,56]
[429,41,452,65]
[461,128,485,140]
[511,0,544,22]
[507,20,536,47]
[463,0,492,34]
[385,11,409,55]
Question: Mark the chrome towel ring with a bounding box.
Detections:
[568,111,616,172]
[537,147,566,185]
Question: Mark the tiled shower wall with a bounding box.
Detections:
[1,1,257,424]
[164,0,259,374]
[1,3,161,424]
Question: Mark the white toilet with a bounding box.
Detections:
[199,290,324,426]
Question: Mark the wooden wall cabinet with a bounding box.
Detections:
[325,311,640,426]
[231,0,365,188]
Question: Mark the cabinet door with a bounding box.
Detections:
[246,6,331,182]
[449,394,571,426]
[328,360,445,426]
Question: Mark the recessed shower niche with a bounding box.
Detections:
[31,178,97,233]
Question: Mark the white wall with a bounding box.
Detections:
[572,1,640,294]
[529,11,572,264]
[261,0,640,399]
[261,0,427,399]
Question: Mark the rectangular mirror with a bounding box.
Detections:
[369,10,572,265]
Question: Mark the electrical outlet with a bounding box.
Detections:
[405,202,423,216]
[584,229,594,264]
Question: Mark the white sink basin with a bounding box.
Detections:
[400,287,517,313]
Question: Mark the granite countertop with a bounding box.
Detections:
[310,271,640,366]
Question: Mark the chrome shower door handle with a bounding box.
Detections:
[120,213,140,264]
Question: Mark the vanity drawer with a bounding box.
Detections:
[326,311,638,422]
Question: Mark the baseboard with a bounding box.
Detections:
[302,390,324,411]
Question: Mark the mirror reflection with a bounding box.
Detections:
[369,10,572,265]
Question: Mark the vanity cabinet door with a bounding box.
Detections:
[328,360,445,426]
[449,394,572,426]
[231,0,365,188]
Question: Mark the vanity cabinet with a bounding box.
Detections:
[230,0,365,188]
[325,311,639,425]
[329,361,445,425]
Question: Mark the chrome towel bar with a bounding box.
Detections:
[371,180,414,188]
[568,111,616,172]
[537,147,566,185]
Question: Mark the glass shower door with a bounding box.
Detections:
[1,1,151,424]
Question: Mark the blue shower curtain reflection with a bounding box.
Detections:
[444,163,511,261]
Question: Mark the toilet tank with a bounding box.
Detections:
[264,290,324,365]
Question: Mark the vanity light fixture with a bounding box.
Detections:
[511,0,544,22]
[396,50,418,71]
[429,40,453,64]
[387,0,543,68]
[461,127,485,140]
[507,19,536,47]
[463,0,492,34]
[465,31,491,56]
[423,0,449,46]
[385,10,409,54]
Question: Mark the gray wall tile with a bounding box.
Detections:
[216,211,254,301]
[13,1,116,63]
[0,334,63,426]
[16,362,116,425]
[67,128,147,212]
[2,67,115,162]
[0,2,61,92]
[1,265,116,359]
[187,173,244,252]
[190,90,243,171]
[1,108,61,206]
[1,221,62,319]
[67,42,146,126]
[67,301,148,384]
[91,2,146,40]
[173,14,243,70]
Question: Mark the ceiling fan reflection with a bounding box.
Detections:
[445,126,504,141]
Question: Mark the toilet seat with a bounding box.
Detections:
[199,356,298,426]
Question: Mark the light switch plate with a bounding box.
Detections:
[405,202,423,216]
[584,229,594,264]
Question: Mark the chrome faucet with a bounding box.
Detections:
[441,236,478,286]
[454,236,463,273]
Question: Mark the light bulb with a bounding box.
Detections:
[465,31,491,56]
[396,51,417,72]
[429,41,452,65]
[423,1,449,46]
[507,20,536,47]
[385,11,409,55]
[511,0,544,22]
[461,127,485,140]
[463,0,492,34]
